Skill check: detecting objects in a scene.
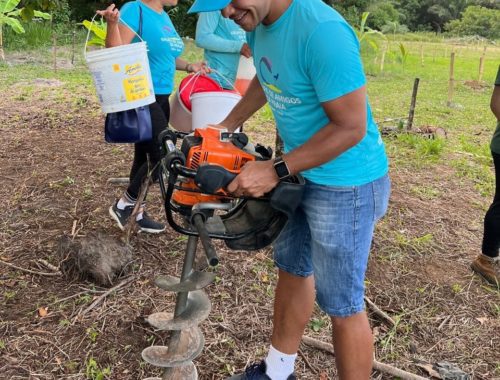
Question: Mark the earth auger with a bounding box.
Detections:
[141,127,304,379]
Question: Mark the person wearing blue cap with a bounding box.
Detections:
[189,0,390,379]
[195,11,251,88]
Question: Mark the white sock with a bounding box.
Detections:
[265,345,296,380]
[117,198,134,210]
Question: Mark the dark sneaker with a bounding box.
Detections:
[227,361,296,380]
[471,254,499,288]
[136,212,166,234]
[109,202,134,230]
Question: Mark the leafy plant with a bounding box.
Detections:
[81,18,106,47]
[0,0,51,59]
[355,12,386,52]
[85,357,111,380]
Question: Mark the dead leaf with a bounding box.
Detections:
[37,307,48,318]
[476,317,488,325]
[416,363,442,378]
[319,372,328,380]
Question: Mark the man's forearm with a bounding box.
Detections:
[491,86,500,121]
[221,76,267,132]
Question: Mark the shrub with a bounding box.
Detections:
[445,5,500,39]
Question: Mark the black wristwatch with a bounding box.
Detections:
[273,157,291,180]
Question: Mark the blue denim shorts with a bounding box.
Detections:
[273,174,390,317]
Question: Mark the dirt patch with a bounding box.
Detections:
[0,80,499,380]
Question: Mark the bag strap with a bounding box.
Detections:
[138,5,143,38]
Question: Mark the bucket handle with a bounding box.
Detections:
[209,69,240,95]
[84,12,146,58]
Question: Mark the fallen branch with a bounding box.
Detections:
[75,276,136,320]
[37,259,61,274]
[0,259,60,277]
[107,177,130,185]
[302,335,428,380]
[364,296,396,327]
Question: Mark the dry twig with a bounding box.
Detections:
[364,296,396,327]
[301,335,428,380]
[0,259,60,277]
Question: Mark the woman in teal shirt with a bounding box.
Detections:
[98,1,207,233]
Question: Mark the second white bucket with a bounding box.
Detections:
[190,92,241,130]
[85,42,155,113]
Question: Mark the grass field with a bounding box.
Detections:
[1,31,499,380]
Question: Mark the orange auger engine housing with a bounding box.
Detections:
[171,127,256,207]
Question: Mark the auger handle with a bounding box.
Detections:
[194,164,237,193]
[192,213,219,267]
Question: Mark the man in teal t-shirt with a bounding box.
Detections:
[471,65,500,287]
[195,11,250,86]
[189,0,390,379]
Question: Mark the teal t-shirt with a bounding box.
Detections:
[120,1,184,94]
[491,65,500,154]
[247,0,388,186]
[195,11,246,86]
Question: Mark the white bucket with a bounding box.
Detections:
[191,91,242,130]
[85,41,155,113]
[169,90,192,133]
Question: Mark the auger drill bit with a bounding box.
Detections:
[142,214,217,380]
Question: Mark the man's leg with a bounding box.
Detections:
[331,312,373,380]
[271,270,315,354]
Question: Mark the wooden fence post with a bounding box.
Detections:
[447,52,455,107]
[52,34,57,72]
[71,29,76,65]
[407,78,420,131]
[380,44,387,73]
[478,46,487,82]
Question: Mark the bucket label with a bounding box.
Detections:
[123,75,150,102]
[125,63,143,76]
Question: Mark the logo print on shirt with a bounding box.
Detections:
[163,25,173,33]
[259,57,282,94]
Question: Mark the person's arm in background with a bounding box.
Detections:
[491,84,500,121]
[175,58,209,74]
[195,12,245,54]
[97,3,135,47]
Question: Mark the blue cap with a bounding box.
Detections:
[188,0,231,13]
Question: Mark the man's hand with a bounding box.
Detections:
[227,160,279,198]
[240,43,252,58]
[96,3,119,25]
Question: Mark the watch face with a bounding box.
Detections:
[274,160,289,179]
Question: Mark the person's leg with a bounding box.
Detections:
[331,312,373,379]
[482,151,500,257]
[473,151,500,286]
[307,175,390,380]
[271,270,315,354]
[111,97,170,232]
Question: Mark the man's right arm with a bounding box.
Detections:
[195,12,243,53]
[219,76,267,132]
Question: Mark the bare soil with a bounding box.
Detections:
[0,77,499,380]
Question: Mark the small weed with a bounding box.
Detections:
[3,290,17,301]
[409,184,441,199]
[0,340,5,350]
[76,293,93,304]
[49,176,75,189]
[452,283,463,293]
[309,318,327,332]
[83,187,93,199]
[85,357,111,380]
[59,319,71,328]
[86,325,99,343]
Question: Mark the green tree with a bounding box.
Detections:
[0,0,51,60]
[366,1,402,30]
[445,5,500,39]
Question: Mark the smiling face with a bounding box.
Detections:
[221,0,272,31]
